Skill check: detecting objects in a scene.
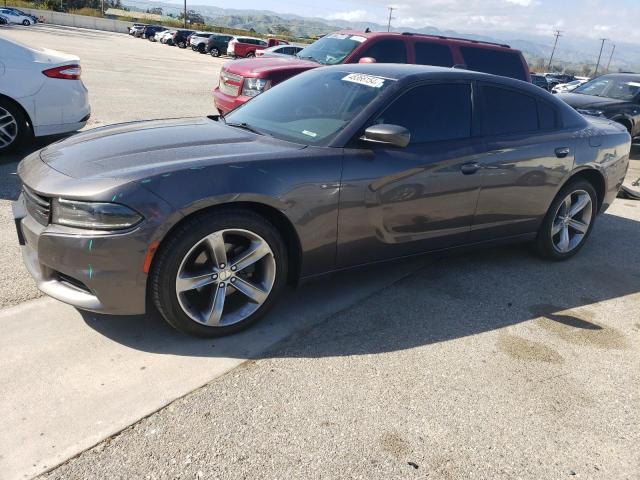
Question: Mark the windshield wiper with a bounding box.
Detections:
[224,121,264,135]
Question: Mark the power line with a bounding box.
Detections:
[547,30,562,71]
[386,6,395,32]
[594,38,607,76]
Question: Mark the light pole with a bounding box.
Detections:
[386,7,395,32]
[183,0,187,28]
[594,38,607,76]
[606,44,616,73]
[547,30,562,72]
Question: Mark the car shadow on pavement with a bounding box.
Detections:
[81,206,640,359]
[0,135,69,201]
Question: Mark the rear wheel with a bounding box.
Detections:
[246,52,255,58]
[198,44,206,53]
[0,98,29,154]
[536,179,597,260]
[210,48,220,57]
[150,209,288,337]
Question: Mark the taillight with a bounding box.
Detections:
[42,64,81,80]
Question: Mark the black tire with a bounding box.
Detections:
[535,178,598,261]
[198,44,206,53]
[178,41,186,48]
[246,52,255,58]
[22,19,30,26]
[0,97,30,155]
[191,45,197,51]
[209,48,220,57]
[150,208,288,337]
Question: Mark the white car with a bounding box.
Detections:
[255,44,304,58]
[158,30,176,44]
[189,32,213,52]
[0,8,34,25]
[0,37,90,153]
[552,79,588,94]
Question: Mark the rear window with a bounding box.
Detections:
[460,47,527,81]
[357,40,407,63]
[414,42,454,67]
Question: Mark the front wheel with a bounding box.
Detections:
[535,179,597,260]
[178,41,187,48]
[22,19,31,26]
[246,52,255,58]
[150,209,288,337]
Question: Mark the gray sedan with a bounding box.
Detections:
[14,64,631,337]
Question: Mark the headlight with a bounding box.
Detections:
[242,78,270,97]
[576,108,605,117]
[52,198,143,230]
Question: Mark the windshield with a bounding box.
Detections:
[296,33,367,65]
[574,77,640,101]
[224,69,395,146]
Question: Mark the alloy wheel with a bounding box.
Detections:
[551,189,593,253]
[175,228,276,327]
[0,107,18,149]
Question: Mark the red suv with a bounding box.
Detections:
[214,30,531,115]
[228,36,289,59]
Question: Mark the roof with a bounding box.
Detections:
[333,30,512,49]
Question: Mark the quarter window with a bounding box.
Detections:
[480,86,538,135]
[358,40,408,63]
[414,42,454,67]
[375,83,472,144]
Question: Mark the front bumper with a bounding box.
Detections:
[13,193,150,315]
[213,88,251,115]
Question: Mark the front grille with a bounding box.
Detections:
[23,185,51,226]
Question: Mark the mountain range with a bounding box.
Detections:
[123,0,640,72]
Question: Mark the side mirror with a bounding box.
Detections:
[361,124,410,148]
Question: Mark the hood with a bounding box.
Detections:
[223,56,319,77]
[39,117,305,181]
[557,92,632,109]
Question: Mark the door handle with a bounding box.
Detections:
[555,147,571,158]
[460,162,481,175]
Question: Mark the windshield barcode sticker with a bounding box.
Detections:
[302,130,317,137]
[350,35,367,43]
[342,73,385,88]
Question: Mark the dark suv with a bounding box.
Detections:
[214,30,531,114]
[143,25,166,41]
[173,30,195,48]
[206,34,234,57]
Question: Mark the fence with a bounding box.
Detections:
[16,7,133,33]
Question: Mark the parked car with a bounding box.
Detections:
[14,64,630,337]
[558,73,640,138]
[227,37,287,58]
[0,37,90,153]
[214,30,531,115]
[206,34,234,57]
[190,32,214,53]
[552,79,588,94]
[0,8,35,25]
[128,23,147,35]
[2,7,38,23]
[141,25,165,40]
[157,30,176,44]
[173,29,195,48]
[255,44,304,58]
[531,74,550,91]
[145,25,166,41]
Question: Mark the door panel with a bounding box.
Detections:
[337,139,485,268]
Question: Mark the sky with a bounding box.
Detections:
[171,0,640,45]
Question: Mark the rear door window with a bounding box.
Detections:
[375,83,472,144]
[538,100,559,130]
[357,40,408,63]
[460,47,527,81]
[414,42,454,67]
[480,85,539,135]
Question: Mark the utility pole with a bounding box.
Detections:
[547,30,562,72]
[594,38,607,76]
[386,7,395,32]
[606,44,616,73]
[183,0,187,27]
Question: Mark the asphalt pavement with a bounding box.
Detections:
[0,24,638,480]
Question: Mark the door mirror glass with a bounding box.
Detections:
[361,124,410,148]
